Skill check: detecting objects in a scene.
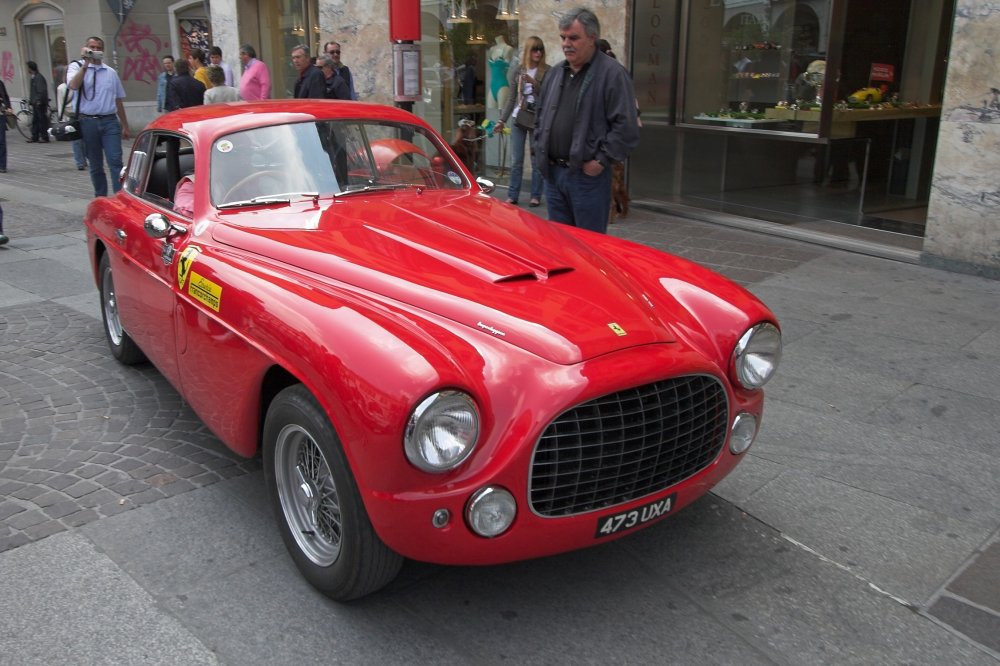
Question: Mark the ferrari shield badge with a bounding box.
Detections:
[608,322,627,336]
[177,246,201,289]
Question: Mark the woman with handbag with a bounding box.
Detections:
[493,36,548,207]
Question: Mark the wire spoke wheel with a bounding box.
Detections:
[97,253,145,365]
[263,385,403,600]
[274,423,343,566]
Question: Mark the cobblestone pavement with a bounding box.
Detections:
[0,302,260,552]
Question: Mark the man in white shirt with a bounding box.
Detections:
[208,46,234,87]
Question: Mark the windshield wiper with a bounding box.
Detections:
[217,192,319,210]
[334,183,420,197]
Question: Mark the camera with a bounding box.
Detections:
[85,49,104,60]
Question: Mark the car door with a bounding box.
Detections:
[112,131,195,390]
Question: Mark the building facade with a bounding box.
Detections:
[0,0,994,277]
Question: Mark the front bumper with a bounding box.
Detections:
[362,360,764,565]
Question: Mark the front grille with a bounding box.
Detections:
[529,375,729,517]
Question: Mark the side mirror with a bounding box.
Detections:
[476,177,495,194]
[144,213,187,239]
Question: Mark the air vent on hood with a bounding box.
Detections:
[494,266,575,284]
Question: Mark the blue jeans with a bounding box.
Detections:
[72,138,86,168]
[0,124,6,170]
[544,163,612,233]
[80,115,124,197]
[508,123,542,203]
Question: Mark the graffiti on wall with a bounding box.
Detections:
[117,20,165,84]
[1,51,14,84]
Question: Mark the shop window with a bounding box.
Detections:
[681,1,833,133]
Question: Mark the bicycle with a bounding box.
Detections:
[13,98,57,141]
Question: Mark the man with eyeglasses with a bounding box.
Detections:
[323,41,358,100]
[532,7,639,233]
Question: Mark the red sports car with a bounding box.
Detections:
[84,100,781,600]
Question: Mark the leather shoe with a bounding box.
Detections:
[26,139,37,143]
[0,234,9,246]
[77,165,86,170]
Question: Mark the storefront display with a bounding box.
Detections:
[631,0,954,241]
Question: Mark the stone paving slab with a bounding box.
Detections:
[0,531,218,665]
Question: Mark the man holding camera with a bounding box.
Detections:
[67,36,130,197]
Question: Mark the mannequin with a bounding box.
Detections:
[487,35,514,109]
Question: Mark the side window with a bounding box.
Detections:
[124,133,153,196]
[142,134,194,208]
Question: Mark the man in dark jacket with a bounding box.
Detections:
[166,59,205,111]
[532,8,639,233]
[291,45,325,99]
[27,61,50,143]
[317,54,351,100]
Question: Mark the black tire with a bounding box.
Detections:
[15,110,32,140]
[98,253,146,365]
[263,385,403,601]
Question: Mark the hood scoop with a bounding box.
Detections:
[362,221,575,285]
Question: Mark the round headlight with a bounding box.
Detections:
[404,391,480,473]
[466,486,516,537]
[733,322,782,389]
[730,412,758,454]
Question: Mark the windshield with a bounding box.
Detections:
[210,120,469,206]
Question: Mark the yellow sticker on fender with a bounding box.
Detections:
[177,246,201,289]
[188,271,222,312]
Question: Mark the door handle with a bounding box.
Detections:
[115,228,127,242]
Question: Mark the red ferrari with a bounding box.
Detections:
[84,100,781,600]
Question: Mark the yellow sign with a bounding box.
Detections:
[177,246,201,289]
[608,322,627,336]
[188,271,222,312]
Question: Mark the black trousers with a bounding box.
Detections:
[31,103,49,141]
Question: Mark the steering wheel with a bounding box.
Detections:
[223,170,287,203]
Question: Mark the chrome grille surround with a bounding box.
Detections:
[529,375,729,518]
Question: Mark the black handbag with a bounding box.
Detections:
[513,72,537,131]
[49,82,81,142]
[515,103,536,131]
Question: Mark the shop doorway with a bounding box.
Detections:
[20,5,66,101]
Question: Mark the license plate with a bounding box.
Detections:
[594,493,677,539]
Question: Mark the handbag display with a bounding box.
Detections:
[49,81,81,142]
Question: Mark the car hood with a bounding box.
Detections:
[211,193,679,364]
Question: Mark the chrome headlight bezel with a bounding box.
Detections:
[732,322,782,389]
[404,390,480,473]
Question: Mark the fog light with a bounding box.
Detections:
[432,509,450,528]
[466,486,516,537]
[730,412,758,454]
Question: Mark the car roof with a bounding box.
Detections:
[145,100,431,141]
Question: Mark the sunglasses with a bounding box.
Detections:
[328,50,341,55]
[531,47,544,52]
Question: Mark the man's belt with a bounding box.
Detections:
[80,113,116,119]
[549,158,570,167]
